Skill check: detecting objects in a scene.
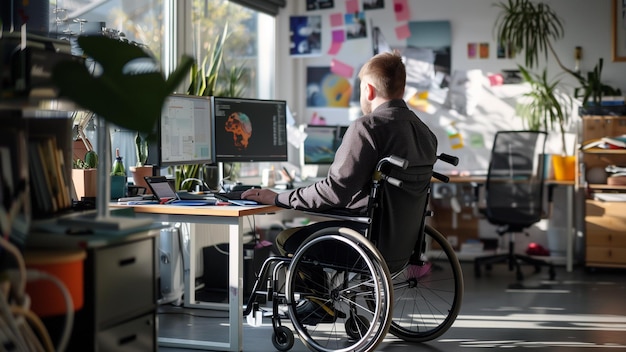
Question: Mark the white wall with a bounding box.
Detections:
[274,0,625,173]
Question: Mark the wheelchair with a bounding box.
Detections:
[243,154,463,352]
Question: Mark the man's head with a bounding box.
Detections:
[358,51,406,114]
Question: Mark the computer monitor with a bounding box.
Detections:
[212,97,288,162]
[301,125,348,165]
[159,94,214,166]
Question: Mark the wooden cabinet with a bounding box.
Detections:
[585,201,626,268]
[579,115,626,268]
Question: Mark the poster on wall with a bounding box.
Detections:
[405,20,451,88]
[345,12,367,39]
[290,16,322,57]
[307,0,335,11]
[364,0,385,10]
[306,67,353,108]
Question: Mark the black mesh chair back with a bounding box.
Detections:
[474,130,555,281]
[484,130,547,231]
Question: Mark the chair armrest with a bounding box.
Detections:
[303,210,371,224]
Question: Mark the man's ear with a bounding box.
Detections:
[366,83,376,100]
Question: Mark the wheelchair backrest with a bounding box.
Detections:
[369,165,432,273]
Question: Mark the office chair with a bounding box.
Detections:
[474,130,555,281]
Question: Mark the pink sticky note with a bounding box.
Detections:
[395,24,411,40]
[330,58,354,78]
[328,41,342,55]
[332,29,345,43]
[330,13,343,27]
[393,0,410,22]
[346,0,359,13]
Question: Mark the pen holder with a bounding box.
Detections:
[110,175,127,199]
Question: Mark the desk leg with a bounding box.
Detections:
[159,217,244,352]
[566,184,574,272]
[184,224,196,307]
[229,219,244,352]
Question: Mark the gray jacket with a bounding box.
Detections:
[275,99,437,213]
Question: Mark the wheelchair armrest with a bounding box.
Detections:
[303,210,372,224]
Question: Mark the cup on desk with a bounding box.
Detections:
[262,168,276,188]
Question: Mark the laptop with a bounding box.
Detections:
[144,176,216,205]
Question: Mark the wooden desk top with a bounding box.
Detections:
[111,203,283,217]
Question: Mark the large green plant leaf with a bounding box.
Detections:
[52,36,194,134]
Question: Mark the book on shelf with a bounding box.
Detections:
[581,135,626,150]
[29,140,57,214]
[29,136,73,215]
[601,135,626,149]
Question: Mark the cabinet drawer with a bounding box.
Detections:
[94,239,154,325]
[586,216,626,237]
[97,313,155,351]
[586,200,626,217]
[586,231,626,246]
[586,247,626,265]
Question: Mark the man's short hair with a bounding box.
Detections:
[358,52,406,99]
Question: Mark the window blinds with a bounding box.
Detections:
[229,0,286,16]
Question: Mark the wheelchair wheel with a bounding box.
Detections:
[285,227,392,352]
[272,326,295,351]
[388,224,463,342]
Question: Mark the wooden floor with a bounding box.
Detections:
[158,261,626,351]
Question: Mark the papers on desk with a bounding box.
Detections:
[594,193,626,202]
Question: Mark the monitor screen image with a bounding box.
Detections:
[212,97,288,162]
[301,125,347,165]
[159,94,214,166]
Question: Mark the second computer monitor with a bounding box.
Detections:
[159,94,214,166]
[302,125,348,165]
[212,97,289,162]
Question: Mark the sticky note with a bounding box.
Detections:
[332,29,345,43]
[346,0,359,13]
[393,0,410,22]
[330,13,343,27]
[395,23,411,40]
[328,41,343,55]
[330,58,354,78]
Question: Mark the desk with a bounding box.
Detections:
[111,203,282,352]
[438,176,576,272]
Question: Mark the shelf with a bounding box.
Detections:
[580,148,626,154]
[587,184,626,191]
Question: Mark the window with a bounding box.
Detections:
[188,0,275,100]
[50,0,276,173]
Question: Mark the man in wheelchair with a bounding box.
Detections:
[242,51,438,324]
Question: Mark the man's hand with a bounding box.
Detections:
[241,188,278,205]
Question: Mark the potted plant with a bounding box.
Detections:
[52,35,193,224]
[72,150,98,199]
[573,58,624,115]
[129,131,154,194]
[493,0,622,179]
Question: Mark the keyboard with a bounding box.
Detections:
[214,190,245,201]
[176,191,214,200]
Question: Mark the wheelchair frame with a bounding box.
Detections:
[243,154,464,352]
